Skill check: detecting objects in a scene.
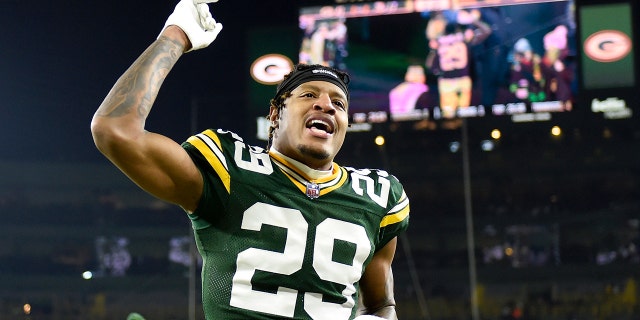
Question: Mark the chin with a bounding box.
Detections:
[298,145,331,161]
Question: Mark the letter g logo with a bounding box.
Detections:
[584,30,632,63]
[250,54,294,85]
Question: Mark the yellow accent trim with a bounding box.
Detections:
[380,204,410,228]
[269,152,340,184]
[201,129,222,149]
[186,133,231,194]
[272,157,347,197]
[280,170,308,194]
[320,167,348,195]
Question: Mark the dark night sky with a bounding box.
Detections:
[0,1,303,163]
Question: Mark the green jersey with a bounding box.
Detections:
[182,129,410,320]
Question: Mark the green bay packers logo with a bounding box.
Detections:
[250,54,294,85]
[584,30,632,63]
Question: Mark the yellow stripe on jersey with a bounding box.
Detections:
[270,152,348,197]
[380,191,410,228]
[320,167,348,195]
[380,204,410,228]
[279,170,308,194]
[279,167,348,196]
[269,152,340,184]
[186,130,231,194]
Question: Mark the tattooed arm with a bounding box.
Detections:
[91,26,203,212]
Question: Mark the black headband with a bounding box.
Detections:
[274,65,350,102]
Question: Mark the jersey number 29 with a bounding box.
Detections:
[229,202,372,319]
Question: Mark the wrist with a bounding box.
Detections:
[159,25,192,52]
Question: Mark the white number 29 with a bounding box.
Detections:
[230,203,372,319]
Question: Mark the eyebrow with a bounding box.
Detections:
[297,83,348,101]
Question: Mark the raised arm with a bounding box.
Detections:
[90,0,223,212]
[464,10,492,46]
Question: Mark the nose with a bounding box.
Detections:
[313,93,336,114]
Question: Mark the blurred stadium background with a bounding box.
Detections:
[0,0,638,319]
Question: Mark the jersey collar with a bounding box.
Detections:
[269,149,347,198]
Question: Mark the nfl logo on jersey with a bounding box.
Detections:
[305,182,320,199]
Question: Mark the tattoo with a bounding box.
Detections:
[97,37,184,120]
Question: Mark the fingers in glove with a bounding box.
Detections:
[196,4,217,30]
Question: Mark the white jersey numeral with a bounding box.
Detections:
[230,203,305,316]
[233,141,273,175]
[230,202,371,319]
[349,168,391,208]
[306,218,371,319]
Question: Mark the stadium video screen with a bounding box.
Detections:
[577,1,635,121]
[579,2,635,90]
[298,0,578,126]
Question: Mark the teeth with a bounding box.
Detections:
[310,120,328,126]
[308,119,333,133]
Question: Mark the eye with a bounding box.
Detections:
[333,100,346,110]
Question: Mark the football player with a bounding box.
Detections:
[426,9,492,124]
[90,1,410,319]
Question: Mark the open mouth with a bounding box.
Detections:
[306,119,334,134]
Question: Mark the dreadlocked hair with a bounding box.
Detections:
[265,91,291,151]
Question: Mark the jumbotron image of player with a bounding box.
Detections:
[426,9,492,127]
[90,0,410,319]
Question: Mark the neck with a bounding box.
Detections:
[270,148,333,180]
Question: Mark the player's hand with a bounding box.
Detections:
[160,0,223,52]
[456,9,480,25]
[354,316,386,320]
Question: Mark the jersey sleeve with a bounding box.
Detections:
[181,129,235,227]
[377,173,410,250]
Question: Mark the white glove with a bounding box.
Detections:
[354,316,386,320]
[159,0,223,52]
